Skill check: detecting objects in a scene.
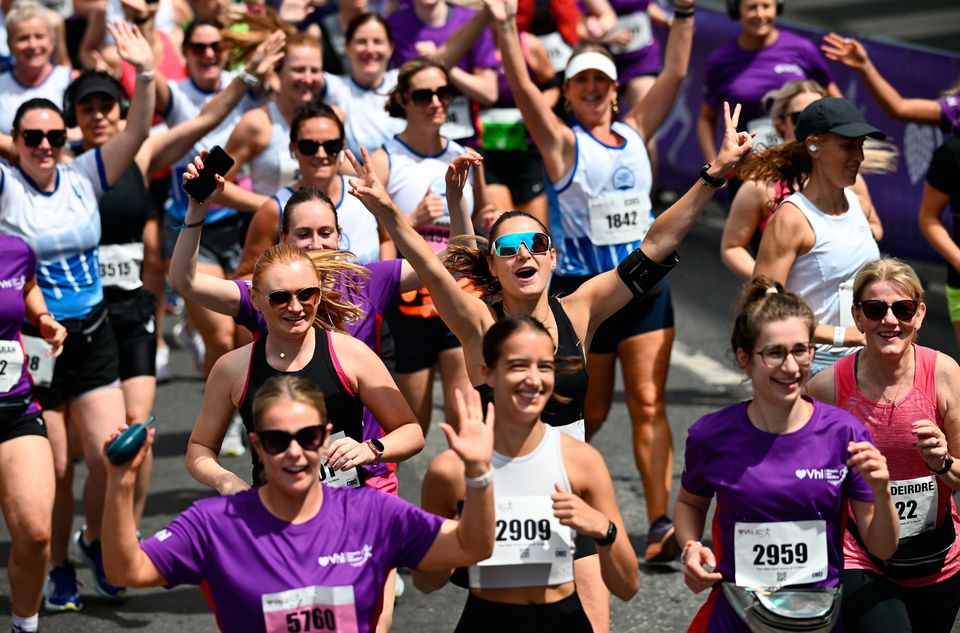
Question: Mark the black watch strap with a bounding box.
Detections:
[699,163,726,189]
[594,521,617,546]
[928,455,954,475]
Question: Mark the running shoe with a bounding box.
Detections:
[220,414,247,457]
[173,319,205,372]
[165,287,184,316]
[644,515,681,564]
[74,528,126,598]
[43,564,82,612]
[395,573,405,599]
[155,345,171,383]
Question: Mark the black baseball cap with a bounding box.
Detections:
[794,97,885,141]
[70,72,126,104]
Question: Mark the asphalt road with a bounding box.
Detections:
[1,202,958,632]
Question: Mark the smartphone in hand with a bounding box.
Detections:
[182,146,235,203]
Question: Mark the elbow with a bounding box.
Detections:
[869,540,898,562]
[612,575,640,602]
[411,571,447,594]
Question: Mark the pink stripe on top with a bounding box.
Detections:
[326,330,356,397]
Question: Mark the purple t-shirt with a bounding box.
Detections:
[938,94,960,134]
[388,5,497,72]
[141,486,443,633]
[0,235,39,411]
[682,398,873,631]
[702,29,833,125]
[608,0,661,80]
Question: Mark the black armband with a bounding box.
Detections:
[616,248,679,298]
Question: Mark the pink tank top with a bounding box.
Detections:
[835,344,960,586]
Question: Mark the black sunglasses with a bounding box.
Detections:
[260,286,322,309]
[296,138,344,157]
[406,85,454,107]
[257,425,326,455]
[857,299,919,321]
[187,41,222,55]
[20,129,67,148]
[130,14,151,24]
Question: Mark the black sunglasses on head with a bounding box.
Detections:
[187,41,222,55]
[260,286,322,309]
[406,85,454,107]
[20,129,67,148]
[296,138,344,157]
[857,299,919,321]
[257,425,326,455]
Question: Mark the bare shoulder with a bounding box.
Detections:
[935,350,960,401]
[426,448,466,485]
[559,433,606,471]
[805,366,836,405]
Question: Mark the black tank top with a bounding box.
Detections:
[476,296,589,427]
[99,160,154,245]
[238,328,364,485]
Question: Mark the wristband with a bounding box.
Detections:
[673,7,695,18]
[33,312,52,328]
[137,69,156,82]
[238,69,261,88]
[833,325,845,347]
[928,455,954,476]
[698,163,726,189]
[464,468,493,489]
[172,219,205,231]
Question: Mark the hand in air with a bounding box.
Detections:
[345,147,403,221]
[108,19,154,72]
[444,152,483,208]
[821,33,869,70]
[442,388,494,475]
[714,101,754,174]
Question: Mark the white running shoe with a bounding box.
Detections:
[394,573,405,599]
[173,319,205,372]
[220,415,247,457]
[155,345,171,383]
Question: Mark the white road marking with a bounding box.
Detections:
[671,341,744,387]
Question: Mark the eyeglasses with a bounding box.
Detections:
[406,85,454,107]
[260,286,322,309]
[257,425,326,455]
[20,129,67,148]
[187,41,222,55]
[490,231,552,257]
[296,138,344,157]
[755,343,814,368]
[857,299,919,321]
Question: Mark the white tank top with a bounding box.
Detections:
[273,178,381,264]
[249,101,300,196]
[547,121,653,276]
[0,65,73,133]
[468,425,576,589]
[382,136,473,252]
[323,70,406,159]
[783,189,879,355]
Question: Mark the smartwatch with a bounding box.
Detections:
[595,521,617,546]
[698,163,727,189]
[365,438,385,465]
[928,455,954,476]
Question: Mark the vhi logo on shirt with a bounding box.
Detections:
[317,544,373,568]
[794,467,847,486]
[0,274,26,290]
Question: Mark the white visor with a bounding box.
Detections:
[564,51,618,82]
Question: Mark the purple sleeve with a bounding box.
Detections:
[798,38,833,89]
[938,95,960,134]
[843,424,875,503]
[701,50,724,109]
[680,422,714,498]
[466,19,498,71]
[366,260,402,313]
[377,492,445,570]
[232,279,266,336]
[140,503,210,587]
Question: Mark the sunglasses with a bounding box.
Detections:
[406,85,454,107]
[490,231,552,257]
[755,343,814,368]
[857,299,919,321]
[130,14,151,24]
[260,286,322,309]
[187,41,222,55]
[20,129,67,148]
[296,138,344,157]
[257,425,326,455]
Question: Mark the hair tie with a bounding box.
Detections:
[765,286,778,295]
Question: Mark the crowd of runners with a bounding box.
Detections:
[0,0,958,630]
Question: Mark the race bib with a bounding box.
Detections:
[0,340,24,393]
[588,191,652,246]
[98,242,144,291]
[746,116,782,152]
[478,496,574,567]
[319,432,362,489]
[537,32,574,73]
[609,12,653,54]
[734,520,828,589]
[20,335,54,388]
[889,476,938,538]
[440,95,476,141]
[261,585,358,633]
[838,279,854,329]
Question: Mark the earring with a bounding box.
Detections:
[808,144,818,153]
[612,98,619,115]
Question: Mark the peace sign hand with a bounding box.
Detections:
[714,101,754,175]
[345,147,402,221]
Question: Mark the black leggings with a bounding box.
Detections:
[454,592,593,633]
[842,568,960,632]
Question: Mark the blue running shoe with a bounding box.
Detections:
[75,528,126,598]
[644,515,681,564]
[43,564,82,612]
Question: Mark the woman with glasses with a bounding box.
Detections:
[103,373,494,633]
[807,258,960,633]
[234,102,385,271]
[676,277,898,632]
[413,316,638,631]
[0,21,155,612]
[748,97,885,375]
[346,96,754,630]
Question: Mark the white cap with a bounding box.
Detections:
[564,51,618,82]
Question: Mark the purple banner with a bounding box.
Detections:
[653,8,960,262]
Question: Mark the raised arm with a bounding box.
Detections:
[623,1,696,141]
[821,33,942,125]
[168,158,244,316]
[411,450,464,592]
[720,180,770,281]
[99,21,156,187]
